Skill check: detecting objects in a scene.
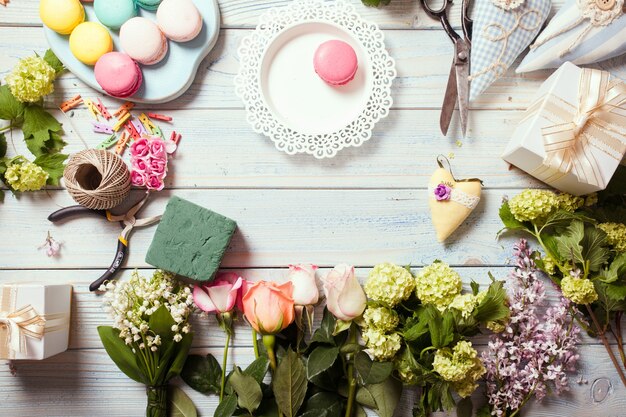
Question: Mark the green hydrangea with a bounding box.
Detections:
[415,262,462,311]
[508,189,560,223]
[598,223,626,253]
[4,161,48,191]
[362,327,402,361]
[362,306,399,333]
[556,193,584,212]
[433,341,485,398]
[449,293,478,318]
[584,193,598,207]
[6,56,56,102]
[394,353,419,385]
[365,263,415,307]
[561,275,598,304]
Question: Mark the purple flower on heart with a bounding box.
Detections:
[434,183,452,201]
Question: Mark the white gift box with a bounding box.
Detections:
[502,62,626,196]
[0,283,72,360]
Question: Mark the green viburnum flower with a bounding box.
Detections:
[556,193,585,212]
[362,327,402,361]
[541,255,558,275]
[561,275,598,304]
[4,161,48,191]
[362,306,399,333]
[449,293,479,319]
[394,352,419,385]
[486,321,506,333]
[415,261,462,311]
[598,223,626,252]
[508,189,560,223]
[433,341,485,398]
[6,56,56,102]
[584,193,598,207]
[365,263,415,307]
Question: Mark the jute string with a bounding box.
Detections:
[63,149,131,210]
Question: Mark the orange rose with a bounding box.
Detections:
[242,281,295,334]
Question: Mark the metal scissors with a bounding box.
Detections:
[48,193,161,292]
[420,0,473,137]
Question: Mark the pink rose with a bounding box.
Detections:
[321,264,366,321]
[130,138,150,158]
[150,138,167,160]
[133,158,150,174]
[131,170,147,187]
[193,273,244,314]
[149,158,167,178]
[287,264,319,305]
[146,174,164,191]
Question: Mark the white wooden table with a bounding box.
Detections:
[1,1,625,416]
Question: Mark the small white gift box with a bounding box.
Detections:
[503,62,626,196]
[0,283,72,360]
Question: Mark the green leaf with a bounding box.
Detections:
[302,392,344,417]
[165,332,194,381]
[354,404,368,417]
[180,354,222,395]
[600,253,626,284]
[228,367,262,414]
[581,226,610,272]
[470,281,480,295]
[361,0,392,7]
[168,386,197,417]
[356,386,377,409]
[97,326,145,384]
[499,201,528,232]
[354,351,393,385]
[556,220,584,262]
[0,133,6,158]
[427,307,454,348]
[33,153,67,185]
[22,105,63,157]
[311,308,336,345]
[402,317,429,342]
[307,345,340,380]
[46,131,67,154]
[473,279,510,324]
[365,378,403,417]
[214,394,237,417]
[456,397,473,417]
[477,405,492,417]
[244,355,270,384]
[43,49,64,74]
[149,305,176,339]
[0,85,25,121]
[273,348,308,417]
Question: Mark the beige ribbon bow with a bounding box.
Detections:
[0,305,46,358]
[528,68,626,188]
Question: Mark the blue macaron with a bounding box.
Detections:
[135,0,162,11]
[94,0,137,30]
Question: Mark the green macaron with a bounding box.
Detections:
[94,0,137,30]
[135,0,162,11]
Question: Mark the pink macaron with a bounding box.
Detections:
[120,17,168,65]
[313,40,358,86]
[94,52,143,98]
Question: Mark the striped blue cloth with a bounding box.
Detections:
[470,0,551,101]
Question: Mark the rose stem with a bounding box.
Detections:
[344,323,357,417]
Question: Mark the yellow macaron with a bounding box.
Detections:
[40,0,85,35]
[69,22,114,66]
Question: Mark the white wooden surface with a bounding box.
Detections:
[1,1,626,416]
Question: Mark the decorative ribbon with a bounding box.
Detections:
[523,68,626,188]
[0,286,69,359]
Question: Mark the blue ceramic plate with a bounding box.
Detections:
[43,0,220,103]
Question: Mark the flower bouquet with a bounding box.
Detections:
[129,136,169,191]
[98,270,195,417]
[0,50,68,199]
[499,185,626,387]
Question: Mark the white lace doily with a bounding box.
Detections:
[234,0,397,159]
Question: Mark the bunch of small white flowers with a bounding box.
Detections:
[101,270,195,351]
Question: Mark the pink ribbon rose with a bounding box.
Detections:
[131,170,148,187]
[130,137,150,158]
[149,138,167,160]
[149,158,167,178]
[146,174,165,191]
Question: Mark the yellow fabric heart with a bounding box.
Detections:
[428,166,482,242]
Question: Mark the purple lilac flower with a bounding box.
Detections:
[481,239,580,417]
[434,183,452,201]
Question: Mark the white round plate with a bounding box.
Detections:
[235,0,396,159]
[43,0,220,104]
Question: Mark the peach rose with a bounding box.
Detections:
[242,281,295,334]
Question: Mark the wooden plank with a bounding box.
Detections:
[0,188,529,270]
[1,345,624,416]
[0,0,567,29]
[3,28,624,112]
[2,105,547,189]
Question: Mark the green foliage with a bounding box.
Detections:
[473,278,510,323]
[499,201,528,232]
[354,351,393,385]
[244,355,270,384]
[229,367,263,414]
[365,378,403,417]
[97,326,145,384]
[361,0,391,6]
[33,153,67,185]
[181,354,222,395]
[214,394,237,417]
[22,105,64,157]
[273,349,307,417]
[0,85,25,121]
[43,49,64,74]
[301,392,344,417]
[168,386,197,417]
[307,345,340,380]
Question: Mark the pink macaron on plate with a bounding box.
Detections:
[43,0,219,103]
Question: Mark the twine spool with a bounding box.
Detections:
[63,149,131,210]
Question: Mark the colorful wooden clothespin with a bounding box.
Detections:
[131,119,147,136]
[113,112,131,132]
[152,126,164,139]
[124,120,141,140]
[147,113,173,122]
[138,113,156,134]
[170,131,182,145]
[83,99,101,120]
[92,121,114,134]
[95,98,112,120]
[96,133,119,150]
[113,101,134,117]
[59,95,83,112]
[115,132,130,155]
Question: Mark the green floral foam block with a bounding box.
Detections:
[145,196,237,282]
